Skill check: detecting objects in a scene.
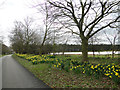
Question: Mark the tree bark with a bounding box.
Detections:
[81,38,88,62]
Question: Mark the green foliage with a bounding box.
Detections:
[47,55,56,58]
[64,61,70,72]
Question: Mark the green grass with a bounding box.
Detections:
[55,54,120,65]
[12,54,119,88]
[0,54,6,57]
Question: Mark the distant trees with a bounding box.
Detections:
[104,30,118,59]
[10,16,54,54]
[48,0,120,61]
[2,44,11,55]
[51,44,120,52]
[10,17,40,54]
[0,36,3,55]
[0,36,11,55]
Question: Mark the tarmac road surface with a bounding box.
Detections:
[2,55,50,88]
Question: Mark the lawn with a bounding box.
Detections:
[55,54,120,64]
[12,54,120,89]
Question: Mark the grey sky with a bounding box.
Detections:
[0,0,119,46]
[0,0,40,46]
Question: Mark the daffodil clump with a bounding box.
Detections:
[16,53,57,65]
[15,53,120,84]
[52,59,120,84]
[16,53,27,58]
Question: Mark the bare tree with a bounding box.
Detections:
[10,21,26,53]
[34,2,58,54]
[56,33,70,55]
[22,17,36,53]
[104,30,118,59]
[88,33,101,58]
[47,0,120,61]
[10,17,40,54]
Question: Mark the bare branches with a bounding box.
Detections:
[47,0,120,60]
[48,0,120,36]
[89,15,120,38]
[48,0,72,14]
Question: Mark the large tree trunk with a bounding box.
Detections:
[81,38,88,62]
[39,45,43,55]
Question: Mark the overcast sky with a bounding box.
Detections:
[0,0,43,46]
[0,0,119,46]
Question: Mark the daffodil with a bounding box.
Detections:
[109,76,112,78]
[95,65,97,68]
[91,65,94,69]
[104,73,110,76]
[83,71,85,73]
[112,66,114,68]
[115,72,119,76]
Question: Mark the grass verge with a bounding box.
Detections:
[0,55,2,57]
[0,54,6,57]
[12,54,119,88]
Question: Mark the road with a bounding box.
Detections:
[2,55,50,88]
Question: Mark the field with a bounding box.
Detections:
[55,54,120,64]
[12,54,120,88]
